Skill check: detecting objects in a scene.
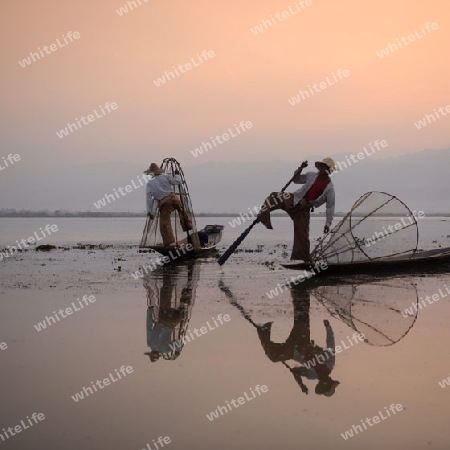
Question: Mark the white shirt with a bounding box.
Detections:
[292,171,335,228]
[146,173,182,212]
[293,323,335,379]
[146,307,176,353]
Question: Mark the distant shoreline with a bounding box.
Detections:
[0,211,449,218]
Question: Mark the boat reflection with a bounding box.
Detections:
[311,278,419,347]
[219,275,419,396]
[142,261,200,362]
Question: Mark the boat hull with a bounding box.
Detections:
[282,247,450,276]
[139,225,224,260]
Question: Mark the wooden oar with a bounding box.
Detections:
[218,280,260,328]
[218,162,307,266]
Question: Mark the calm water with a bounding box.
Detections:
[0,216,448,248]
[1,217,450,449]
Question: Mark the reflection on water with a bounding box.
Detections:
[219,273,419,397]
[2,256,450,450]
[312,279,419,346]
[143,263,200,362]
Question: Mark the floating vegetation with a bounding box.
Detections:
[36,245,57,252]
[235,246,264,254]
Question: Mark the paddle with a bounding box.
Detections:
[218,280,260,328]
[218,161,308,266]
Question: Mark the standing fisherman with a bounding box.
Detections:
[257,158,336,263]
[144,163,192,246]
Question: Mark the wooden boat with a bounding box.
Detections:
[140,224,224,258]
[282,192,449,277]
[282,246,450,276]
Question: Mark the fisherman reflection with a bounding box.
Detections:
[143,265,196,362]
[256,285,340,396]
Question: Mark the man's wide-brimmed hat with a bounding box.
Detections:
[144,163,164,175]
[316,379,340,397]
[144,351,161,362]
[315,157,336,172]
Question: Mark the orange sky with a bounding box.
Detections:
[1,0,449,170]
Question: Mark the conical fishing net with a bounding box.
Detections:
[140,158,200,249]
[312,279,419,346]
[144,262,200,360]
[311,191,419,264]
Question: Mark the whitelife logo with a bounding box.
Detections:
[0,224,58,262]
[34,295,97,332]
[266,262,328,299]
[402,284,450,318]
[334,140,388,172]
[190,121,253,158]
[131,244,194,280]
[376,22,438,58]
[303,333,365,370]
[93,174,151,210]
[55,102,118,139]
[250,0,313,35]
[169,314,231,351]
[439,373,450,389]
[364,211,425,248]
[206,384,269,421]
[288,69,350,105]
[116,0,149,16]
[153,51,215,87]
[140,436,172,450]
[414,104,450,129]
[71,366,134,402]
[341,404,403,440]
[0,153,21,171]
[18,31,81,68]
[0,412,45,443]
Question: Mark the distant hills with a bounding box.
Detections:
[0,148,448,214]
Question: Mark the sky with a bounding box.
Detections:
[0,0,449,193]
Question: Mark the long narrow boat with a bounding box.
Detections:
[282,246,450,275]
[140,224,224,258]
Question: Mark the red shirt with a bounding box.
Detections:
[304,176,330,201]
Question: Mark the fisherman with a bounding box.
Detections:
[144,163,192,247]
[257,158,336,263]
